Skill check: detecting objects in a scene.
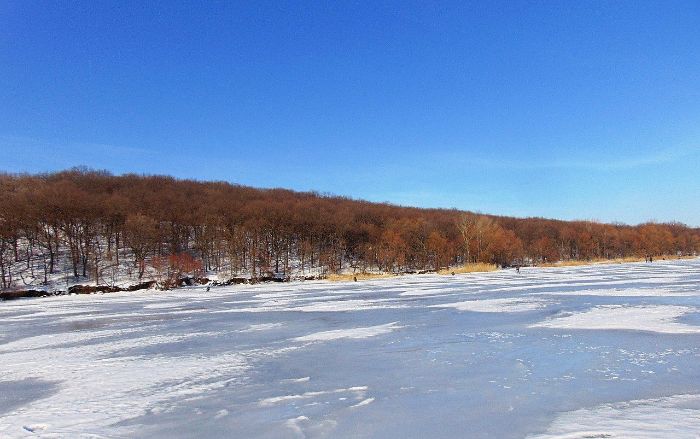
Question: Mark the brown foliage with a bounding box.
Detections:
[0,168,698,289]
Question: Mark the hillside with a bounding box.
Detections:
[0,168,698,291]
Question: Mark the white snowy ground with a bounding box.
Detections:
[1,259,700,438]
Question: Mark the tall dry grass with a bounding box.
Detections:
[539,254,695,268]
[325,272,397,282]
[326,263,500,282]
[324,255,695,282]
[438,263,499,275]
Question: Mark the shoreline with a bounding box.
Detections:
[2,255,697,301]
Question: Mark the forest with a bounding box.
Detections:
[0,168,698,290]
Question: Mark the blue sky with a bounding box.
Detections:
[2,1,699,225]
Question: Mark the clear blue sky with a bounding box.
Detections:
[2,1,699,226]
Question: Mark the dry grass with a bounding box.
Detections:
[326,263,499,282]
[325,272,397,282]
[324,255,696,282]
[438,263,499,275]
[539,254,696,268]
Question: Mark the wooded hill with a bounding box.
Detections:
[1,168,698,290]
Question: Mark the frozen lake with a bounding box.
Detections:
[2,259,700,438]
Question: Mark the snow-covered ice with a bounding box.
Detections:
[293,322,403,342]
[1,258,700,437]
[430,297,550,313]
[527,394,700,439]
[530,304,700,334]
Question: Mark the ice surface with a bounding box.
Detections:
[293,322,402,342]
[429,297,550,312]
[1,258,700,437]
[531,304,700,334]
[528,394,700,439]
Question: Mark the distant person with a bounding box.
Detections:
[206,286,210,292]
[516,266,520,274]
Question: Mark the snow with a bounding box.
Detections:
[293,322,403,342]
[258,387,369,407]
[350,397,375,408]
[528,394,700,439]
[282,377,311,383]
[530,305,700,334]
[535,287,699,297]
[1,258,700,437]
[430,297,550,313]
[240,323,284,332]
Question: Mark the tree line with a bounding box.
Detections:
[0,168,698,289]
